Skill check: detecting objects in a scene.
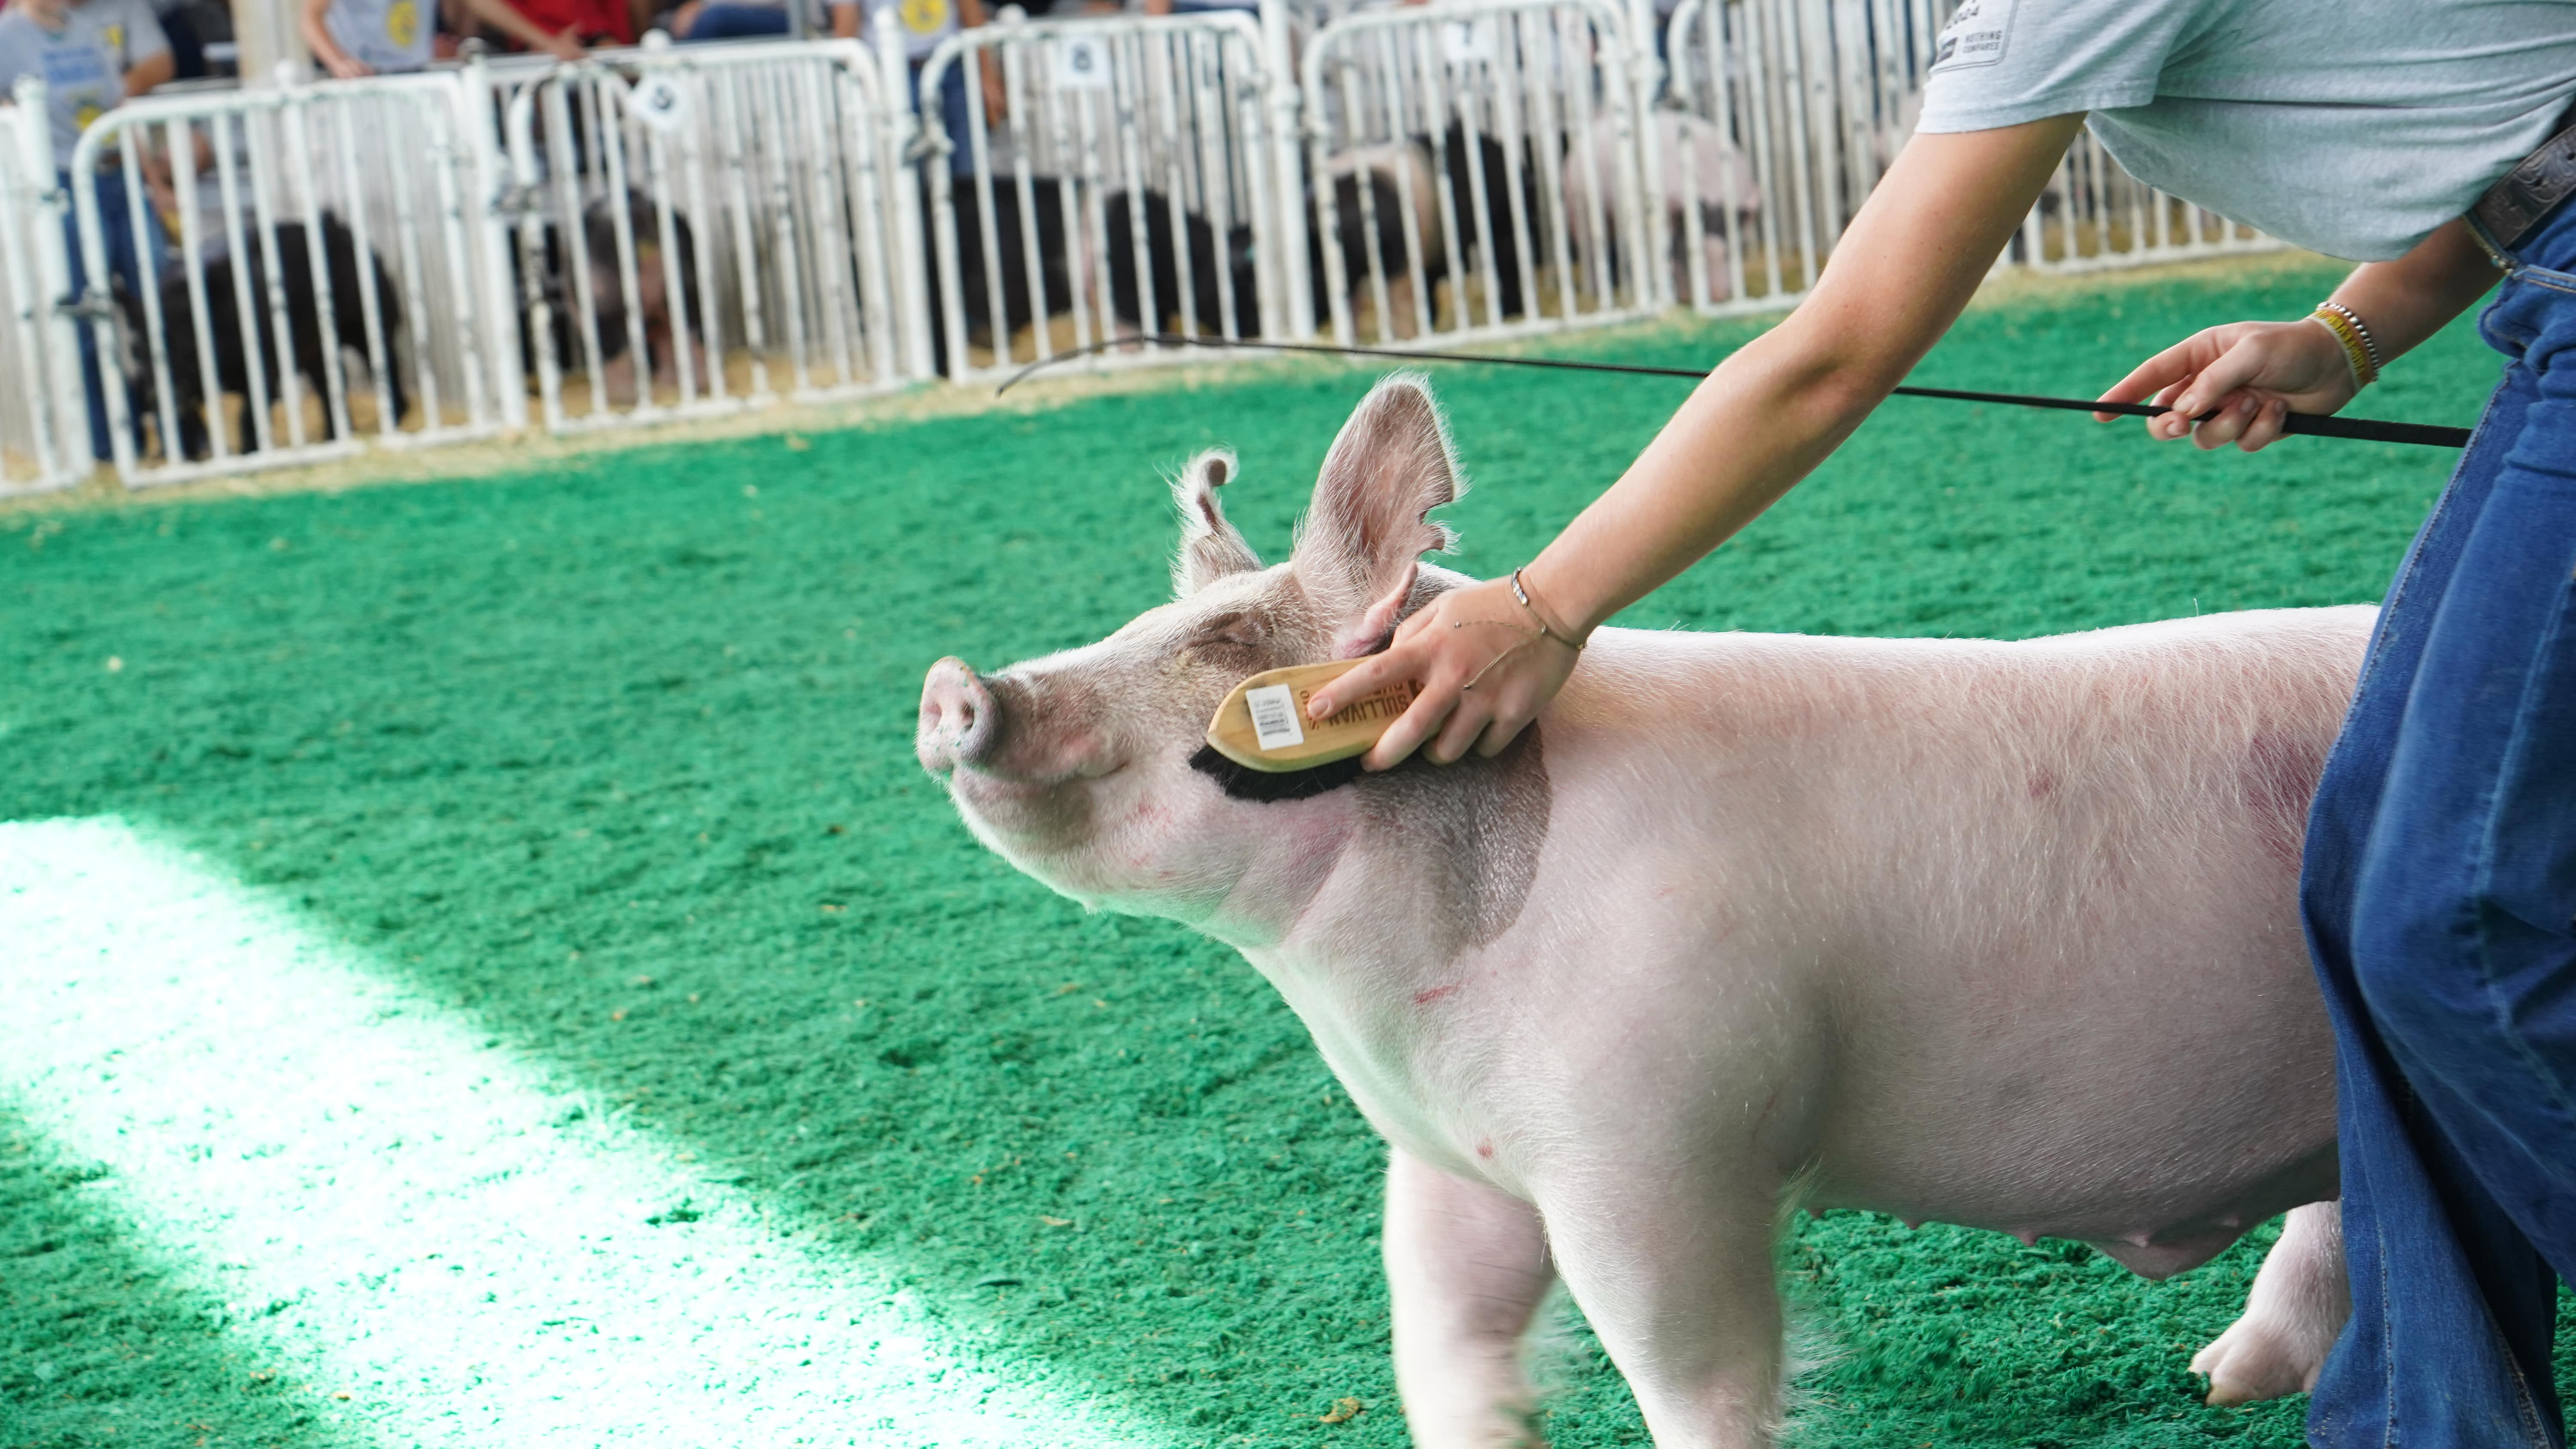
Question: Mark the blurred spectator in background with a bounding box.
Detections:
[0,0,170,459]
[652,0,835,42]
[302,0,582,74]
[147,0,211,77]
[851,0,996,170]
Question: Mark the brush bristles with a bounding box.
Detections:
[1189,745,1367,802]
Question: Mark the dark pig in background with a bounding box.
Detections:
[123,212,408,458]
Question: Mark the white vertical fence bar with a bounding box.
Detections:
[60,72,502,487]
[1659,0,2276,316]
[0,79,85,494]
[1301,0,1656,349]
[501,38,915,434]
[914,9,1279,385]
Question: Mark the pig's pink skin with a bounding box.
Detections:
[920,376,2363,1446]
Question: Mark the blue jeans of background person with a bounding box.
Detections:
[58,170,168,463]
[677,4,789,40]
[2304,199,2576,1449]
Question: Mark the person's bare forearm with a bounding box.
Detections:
[2327,220,2503,364]
[1531,115,2084,634]
[123,50,173,95]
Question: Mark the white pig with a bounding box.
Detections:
[917,376,2359,1447]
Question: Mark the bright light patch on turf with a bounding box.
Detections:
[0,817,1159,1449]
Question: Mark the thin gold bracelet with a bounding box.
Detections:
[1510,568,1585,651]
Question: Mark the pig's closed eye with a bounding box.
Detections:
[1185,613,1268,655]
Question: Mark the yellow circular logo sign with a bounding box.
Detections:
[386,0,419,47]
[898,0,949,36]
[101,24,123,50]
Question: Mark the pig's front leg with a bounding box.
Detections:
[2190,1200,2348,1405]
[1384,1148,1555,1449]
[1540,1177,1783,1447]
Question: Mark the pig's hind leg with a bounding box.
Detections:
[2189,1200,2348,1405]
[1384,1149,1555,1448]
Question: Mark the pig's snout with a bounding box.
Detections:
[919,657,997,775]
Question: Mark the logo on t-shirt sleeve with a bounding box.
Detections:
[1930,0,2013,70]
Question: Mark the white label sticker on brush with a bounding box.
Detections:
[1245,685,1305,752]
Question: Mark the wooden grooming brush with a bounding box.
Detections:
[1205,660,1420,773]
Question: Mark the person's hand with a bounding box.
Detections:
[541,23,586,60]
[662,0,704,37]
[1304,576,1582,771]
[319,48,375,77]
[2094,318,2359,453]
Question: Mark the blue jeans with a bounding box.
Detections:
[678,4,790,40]
[2305,199,2576,1448]
[60,170,168,462]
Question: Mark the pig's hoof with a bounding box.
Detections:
[2189,1312,2331,1406]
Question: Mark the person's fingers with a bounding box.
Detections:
[1308,647,1406,719]
[1473,705,1531,758]
[2167,337,2282,420]
[1425,691,1493,766]
[2095,337,2211,418]
[2142,380,2201,442]
[1363,677,1459,770]
[2192,393,2260,450]
[2238,396,2288,453]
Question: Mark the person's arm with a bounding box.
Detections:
[455,0,586,60]
[122,45,173,92]
[2093,220,2503,451]
[958,0,1005,124]
[118,0,173,93]
[301,0,374,77]
[1307,113,2087,768]
[829,0,857,37]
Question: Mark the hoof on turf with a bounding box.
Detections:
[2190,1312,2333,1406]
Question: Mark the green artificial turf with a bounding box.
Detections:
[5,258,2570,1449]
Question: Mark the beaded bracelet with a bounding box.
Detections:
[2310,303,2380,388]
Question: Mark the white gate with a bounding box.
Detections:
[0,80,83,494]
[916,9,1285,383]
[1662,0,2275,315]
[1300,0,1659,348]
[503,38,917,432]
[67,73,504,486]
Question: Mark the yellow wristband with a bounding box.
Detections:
[2310,306,2378,388]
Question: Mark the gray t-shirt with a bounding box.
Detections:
[0,0,167,169]
[324,0,434,73]
[1914,0,2576,261]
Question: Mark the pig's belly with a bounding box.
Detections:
[1804,889,2338,1273]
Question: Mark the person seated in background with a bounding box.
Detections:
[491,0,637,53]
[0,0,170,461]
[651,0,833,42]
[846,0,999,168]
[301,0,581,75]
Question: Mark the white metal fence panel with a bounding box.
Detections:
[1662,0,2274,315]
[1301,0,1658,348]
[0,81,84,494]
[503,38,917,433]
[916,10,1283,383]
[67,72,504,487]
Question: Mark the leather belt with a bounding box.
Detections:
[2473,103,2576,251]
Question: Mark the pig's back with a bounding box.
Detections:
[1552,605,2371,1253]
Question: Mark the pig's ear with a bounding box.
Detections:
[1291,373,1463,617]
[1170,449,1262,597]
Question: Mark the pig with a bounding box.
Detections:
[917,375,2360,1446]
[1562,109,1762,307]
